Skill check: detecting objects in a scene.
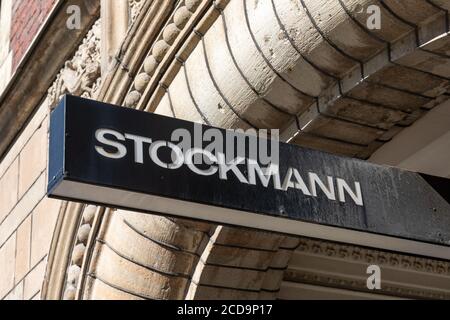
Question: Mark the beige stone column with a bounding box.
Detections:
[100,0,130,75]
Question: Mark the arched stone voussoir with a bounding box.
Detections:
[66,0,450,301]
[152,0,450,159]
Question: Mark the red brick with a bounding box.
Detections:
[10,0,57,70]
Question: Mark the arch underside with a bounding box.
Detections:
[51,0,450,300]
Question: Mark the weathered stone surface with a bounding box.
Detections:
[90,242,189,299]
[173,6,192,29]
[422,33,450,56]
[102,212,198,276]
[122,211,206,254]
[48,20,101,109]
[42,0,450,301]
[152,40,170,62]
[162,23,180,45]
[193,265,265,290]
[270,249,294,269]
[382,0,440,25]
[143,55,158,76]
[214,227,283,251]
[292,132,363,157]
[304,0,384,60]
[395,50,450,79]
[279,236,301,249]
[134,73,151,92]
[67,265,81,286]
[77,224,92,245]
[367,64,450,98]
[63,286,76,300]
[185,0,201,12]
[303,115,385,145]
[190,285,259,300]
[319,98,407,130]
[84,276,143,300]
[72,244,86,267]
[203,19,295,128]
[205,245,274,270]
[82,205,97,225]
[348,82,431,113]
[124,90,141,107]
[260,269,284,291]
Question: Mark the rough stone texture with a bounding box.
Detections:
[163,24,180,45]
[84,210,209,299]
[67,265,81,286]
[173,6,192,29]
[84,276,144,300]
[77,224,92,245]
[134,73,151,92]
[124,90,142,107]
[143,55,158,75]
[190,285,259,300]
[150,0,450,160]
[204,245,274,270]
[47,20,102,108]
[152,40,170,62]
[89,240,190,299]
[63,286,76,300]
[185,0,202,12]
[82,205,97,225]
[72,244,86,267]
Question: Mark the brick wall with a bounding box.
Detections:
[10,0,57,70]
[0,98,62,300]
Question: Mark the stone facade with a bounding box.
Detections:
[10,0,57,69]
[0,0,449,300]
[0,0,59,299]
[0,0,101,300]
[0,97,59,300]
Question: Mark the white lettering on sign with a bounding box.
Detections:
[94,128,364,206]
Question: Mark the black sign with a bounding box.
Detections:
[48,95,450,259]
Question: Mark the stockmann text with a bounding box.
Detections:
[95,128,364,207]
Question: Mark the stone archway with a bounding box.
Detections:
[45,0,450,300]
